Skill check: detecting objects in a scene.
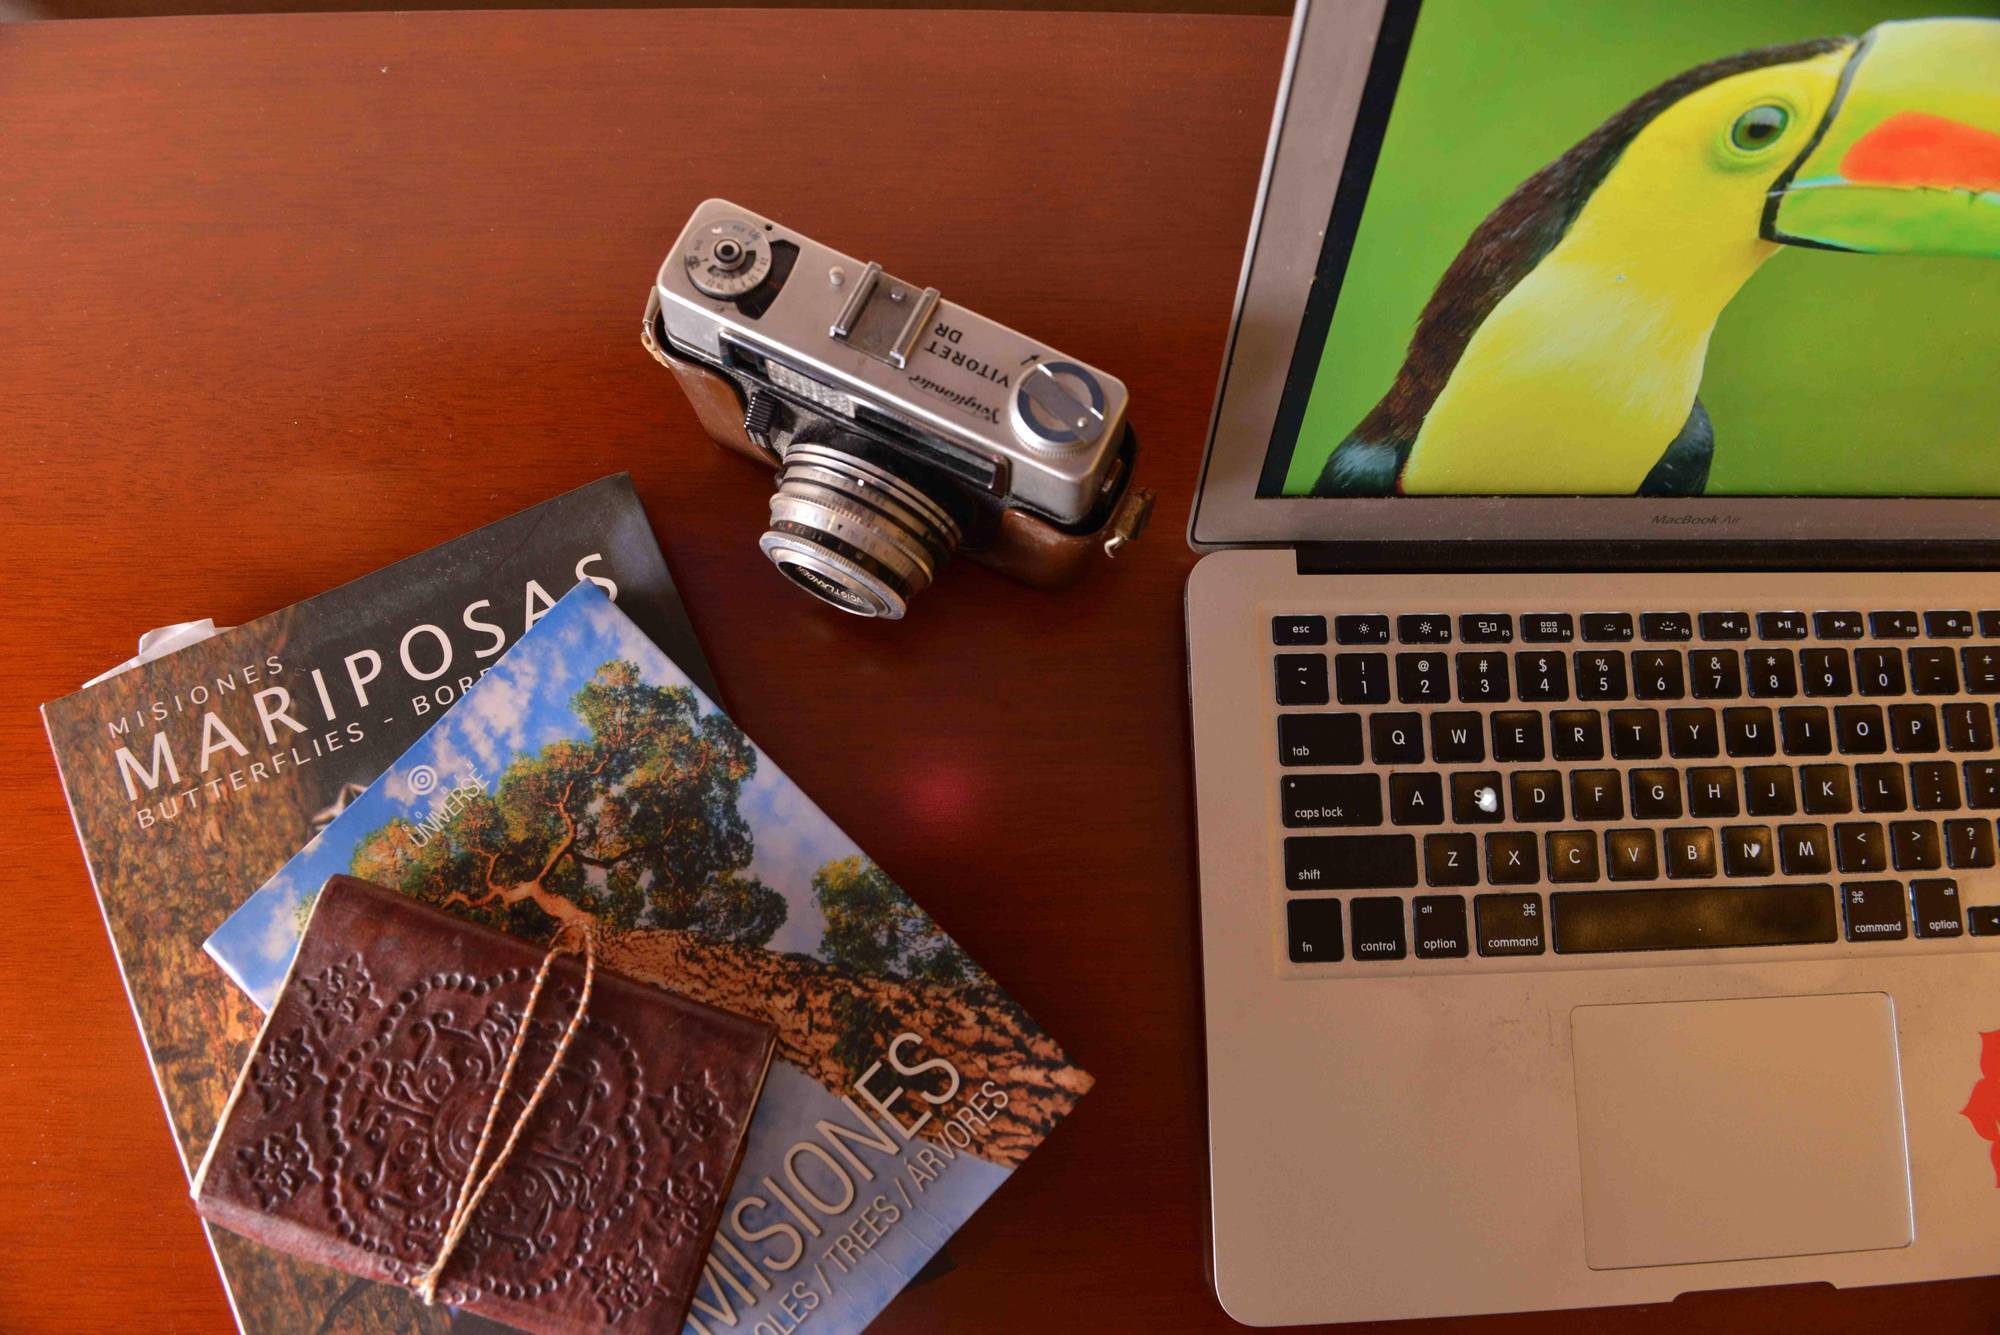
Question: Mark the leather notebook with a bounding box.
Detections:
[193,875,776,1334]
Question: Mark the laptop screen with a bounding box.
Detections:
[1255,0,2000,501]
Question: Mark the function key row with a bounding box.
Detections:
[1275,610,1998,647]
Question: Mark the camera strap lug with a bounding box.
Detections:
[1103,486,1157,559]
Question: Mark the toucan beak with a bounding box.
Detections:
[1765,17,2000,256]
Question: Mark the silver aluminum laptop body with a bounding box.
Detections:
[1186,2,2000,1324]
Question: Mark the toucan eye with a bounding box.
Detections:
[1730,104,1790,151]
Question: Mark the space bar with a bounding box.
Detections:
[1551,884,1838,954]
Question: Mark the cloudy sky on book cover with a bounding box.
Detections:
[206,583,1090,1334]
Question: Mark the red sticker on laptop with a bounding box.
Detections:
[1964,1029,2000,1188]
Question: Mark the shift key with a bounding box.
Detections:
[1286,834,1418,890]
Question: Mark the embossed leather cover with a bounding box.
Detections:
[193,875,775,1334]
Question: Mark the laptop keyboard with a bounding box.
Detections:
[1272,604,2000,968]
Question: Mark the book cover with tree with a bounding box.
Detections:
[207,582,1091,1334]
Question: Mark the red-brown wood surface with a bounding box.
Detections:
[1,10,1994,1332]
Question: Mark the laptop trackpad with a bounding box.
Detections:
[1571,992,1912,1271]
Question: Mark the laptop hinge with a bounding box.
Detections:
[1295,539,2000,575]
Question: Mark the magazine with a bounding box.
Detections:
[208,581,1092,1334]
[43,474,715,1333]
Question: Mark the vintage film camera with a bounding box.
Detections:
[644,200,1154,619]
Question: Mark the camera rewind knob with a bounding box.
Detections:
[1010,361,1106,453]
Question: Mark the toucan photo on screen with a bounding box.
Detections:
[1263,0,2000,499]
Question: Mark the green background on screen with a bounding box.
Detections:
[1280,0,2000,497]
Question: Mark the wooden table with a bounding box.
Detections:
[2,9,1994,1332]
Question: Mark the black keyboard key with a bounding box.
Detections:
[1687,767,1740,818]
[1334,614,1390,645]
[1801,765,1853,814]
[1431,712,1485,763]
[1667,707,1720,758]
[1814,611,1866,639]
[1455,651,1510,703]
[1699,611,1751,640]
[1485,832,1540,885]
[1287,898,1344,962]
[1395,651,1450,704]
[1514,650,1570,702]
[1855,648,1906,696]
[1389,772,1445,826]
[1281,773,1383,828]
[1551,710,1606,761]
[1397,613,1452,644]
[1982,611,2000,637]
[1632,650,1686,700]
[1689,649,1742,699]
[1927,610,1975,639]
[1947,818,1996,869]
[1780,823,1833,874]
[1551,884,1836,954]
[1581,613,1634,643]
[1640,612,1692,642]
[1491,711,1545,763]
[1911,878,1963,939]
[1459,614,1514,644]
[1962,647,2000,695]
[1836,821,1887,872]
[1757,611,1809,640]
[1800,648,1851,697]
[1744,765,1797,816]
[1571,769,1624,822]
[1370,712,1425,764]
[1275,653,1328,706]
[1450,771,1506,823]
[1855,763,1907,813]
[1510,770,1564,823]
[1780,705,1833,756]
[1629,768,1682,819]
[1909,646,1959,695]
[1424,833,1479,887]
[1871,611,1921,639]
[1334,652,1390,704]
[1546,829,1599,882]
[1747,649,1798,698]
[1891,819,1942,871]
[1836,705,1887,755]
[1890,704,1940,755]
[1665,827,1718,878]
[1946,702,1997,751]
[1273,615,1326,645]
[1969,905,2000,936]
[1911,761,1960,811]
[1724,707,1776,757]
[1842,882,1908,941]
[1413,895,1471,958]
[1609,709,1663,760]
[1521,613,1575,643]
[1722,825,1776,877]
[1348,896,1407,960]
[1278,712,1363,767]
[1574,650,1628,701]
[1285,835,1418,890]
[1966,761,2000,808]
[1474,893,1546,956]
[1605,828,1659,880]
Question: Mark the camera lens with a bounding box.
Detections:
[759,442,961,619]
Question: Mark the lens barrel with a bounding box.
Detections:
[759,442,961,619]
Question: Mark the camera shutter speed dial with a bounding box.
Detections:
[1010,361,1106,453]
[685,218,773,299]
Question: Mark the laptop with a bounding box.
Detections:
[1185,0,2000,1324]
